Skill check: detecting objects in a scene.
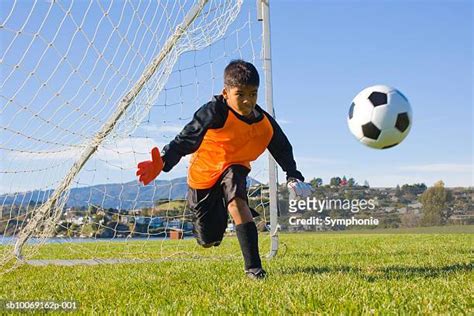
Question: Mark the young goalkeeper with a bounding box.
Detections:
[136,60,312,280]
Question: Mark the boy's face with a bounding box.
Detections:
[222,85,258,116]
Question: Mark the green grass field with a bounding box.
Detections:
[1,228,472,314]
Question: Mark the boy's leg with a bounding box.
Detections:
[227,197,263,270]
[187,187,228,248]
[221,165,266,279]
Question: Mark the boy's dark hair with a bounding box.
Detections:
[224,59,259,88]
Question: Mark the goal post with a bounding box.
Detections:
[0,0,280,271]
[258,0,279,258]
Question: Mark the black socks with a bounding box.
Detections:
[235,221,262,270]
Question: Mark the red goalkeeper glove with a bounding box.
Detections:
[136,147,164,185]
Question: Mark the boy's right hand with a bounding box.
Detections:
[136,147,163,185]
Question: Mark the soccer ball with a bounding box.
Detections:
[347,85,412,149]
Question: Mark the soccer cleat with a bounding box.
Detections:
[245,268,267,280]
[199,240,221,248]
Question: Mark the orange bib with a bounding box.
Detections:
[188,110,273,189]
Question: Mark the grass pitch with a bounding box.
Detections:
[1,228,472,314]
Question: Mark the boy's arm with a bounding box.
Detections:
[161,101,225,172]
[263,111,305,182]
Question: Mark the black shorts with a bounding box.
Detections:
[187,164,259,245]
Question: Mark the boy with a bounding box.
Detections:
[136,60,312,279]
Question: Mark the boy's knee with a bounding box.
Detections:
[228,197,253,225]
[228,197,247,209]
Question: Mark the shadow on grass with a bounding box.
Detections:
[282,263,472,282]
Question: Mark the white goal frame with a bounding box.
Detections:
[1,0,279,268]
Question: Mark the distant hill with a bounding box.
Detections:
[0,177,262,210]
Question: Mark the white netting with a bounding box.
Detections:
[0,0,273,273]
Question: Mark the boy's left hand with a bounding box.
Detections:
[287,178,314,200]
[136,147,164,185]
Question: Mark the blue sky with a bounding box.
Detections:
[268,0,472,187]
[0,0,472,194]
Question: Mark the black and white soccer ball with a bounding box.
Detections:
[347,85,412,149]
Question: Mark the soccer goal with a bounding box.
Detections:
[0,0,279,272]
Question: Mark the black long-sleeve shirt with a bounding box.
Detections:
[161,95,304,182]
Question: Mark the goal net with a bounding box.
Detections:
[0,0,278,273]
